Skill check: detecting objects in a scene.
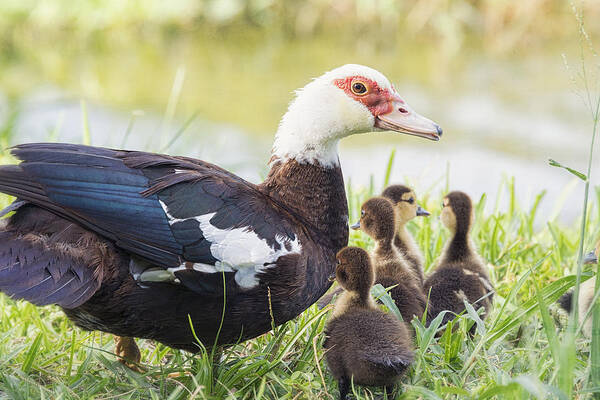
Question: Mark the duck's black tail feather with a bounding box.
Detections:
[558,291,573,313]
[0,206,103,309]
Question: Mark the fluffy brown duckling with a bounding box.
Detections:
[558,241,599,337]
[316,192,428,311]
[382,184,429,286]
[324,247,414,400]
[424,191,493,327]
[352,197,427,322]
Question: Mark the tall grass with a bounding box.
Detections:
[549,5,600,399]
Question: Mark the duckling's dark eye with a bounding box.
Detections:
[351,82,367,95]
[408,197,414,204]
[361,209,365,217]
[336,258,341,265]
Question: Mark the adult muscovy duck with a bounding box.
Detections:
[0,64,441,354]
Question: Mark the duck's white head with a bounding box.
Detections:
[272,64,442,167]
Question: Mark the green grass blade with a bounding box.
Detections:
[591,264,600,397]
[158,66,186,151]
[121,110,144,148]
[371,283,402,321]
[531,272,559,363]
[65,330,76,378]
[487,274,573,344]
[21,333,43,374]
[548,159,587,180]
[382,149,395,189]
[80,100,91,145]
[48,111,64,142]
[160,110,199,152]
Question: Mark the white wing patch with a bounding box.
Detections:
[159,201,302,289]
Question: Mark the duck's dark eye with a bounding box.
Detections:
[336,259,341,265]
[361,209,365,217]
[408,197,414,204]
[351,82,367,95]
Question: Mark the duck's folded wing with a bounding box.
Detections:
[0,143,302,291]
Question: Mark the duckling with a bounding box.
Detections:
[424,191,493,327]
[558,241,599,337]
[324,247,414,400]
[382,184,430,286]
[352,197,427,321]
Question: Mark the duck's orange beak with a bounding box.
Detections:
[375,99,442,141]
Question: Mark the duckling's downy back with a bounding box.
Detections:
[324,308,414,386]
[324,246,414,395]
[425,191,494,327]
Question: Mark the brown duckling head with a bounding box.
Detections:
[351,197,396,242]
[441,191,473,236]
[335,246,374,296]
[382,184,430,226]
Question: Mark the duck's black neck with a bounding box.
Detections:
[260,158,348,249]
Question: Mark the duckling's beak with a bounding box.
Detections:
[350,221,361,230]
[328,273,336,282]
[584,251,598,264]
[374,97,442,141]
[416,206,430,217]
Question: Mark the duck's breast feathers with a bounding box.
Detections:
[2,143,304,292]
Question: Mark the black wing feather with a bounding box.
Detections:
[0,143,301,296]
[4,144,183,266]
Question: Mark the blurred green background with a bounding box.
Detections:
[0,0,599,221]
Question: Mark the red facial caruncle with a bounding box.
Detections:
[333,76,405,117]
[333,74,442,141]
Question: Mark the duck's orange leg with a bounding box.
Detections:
[114,336,144,372]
